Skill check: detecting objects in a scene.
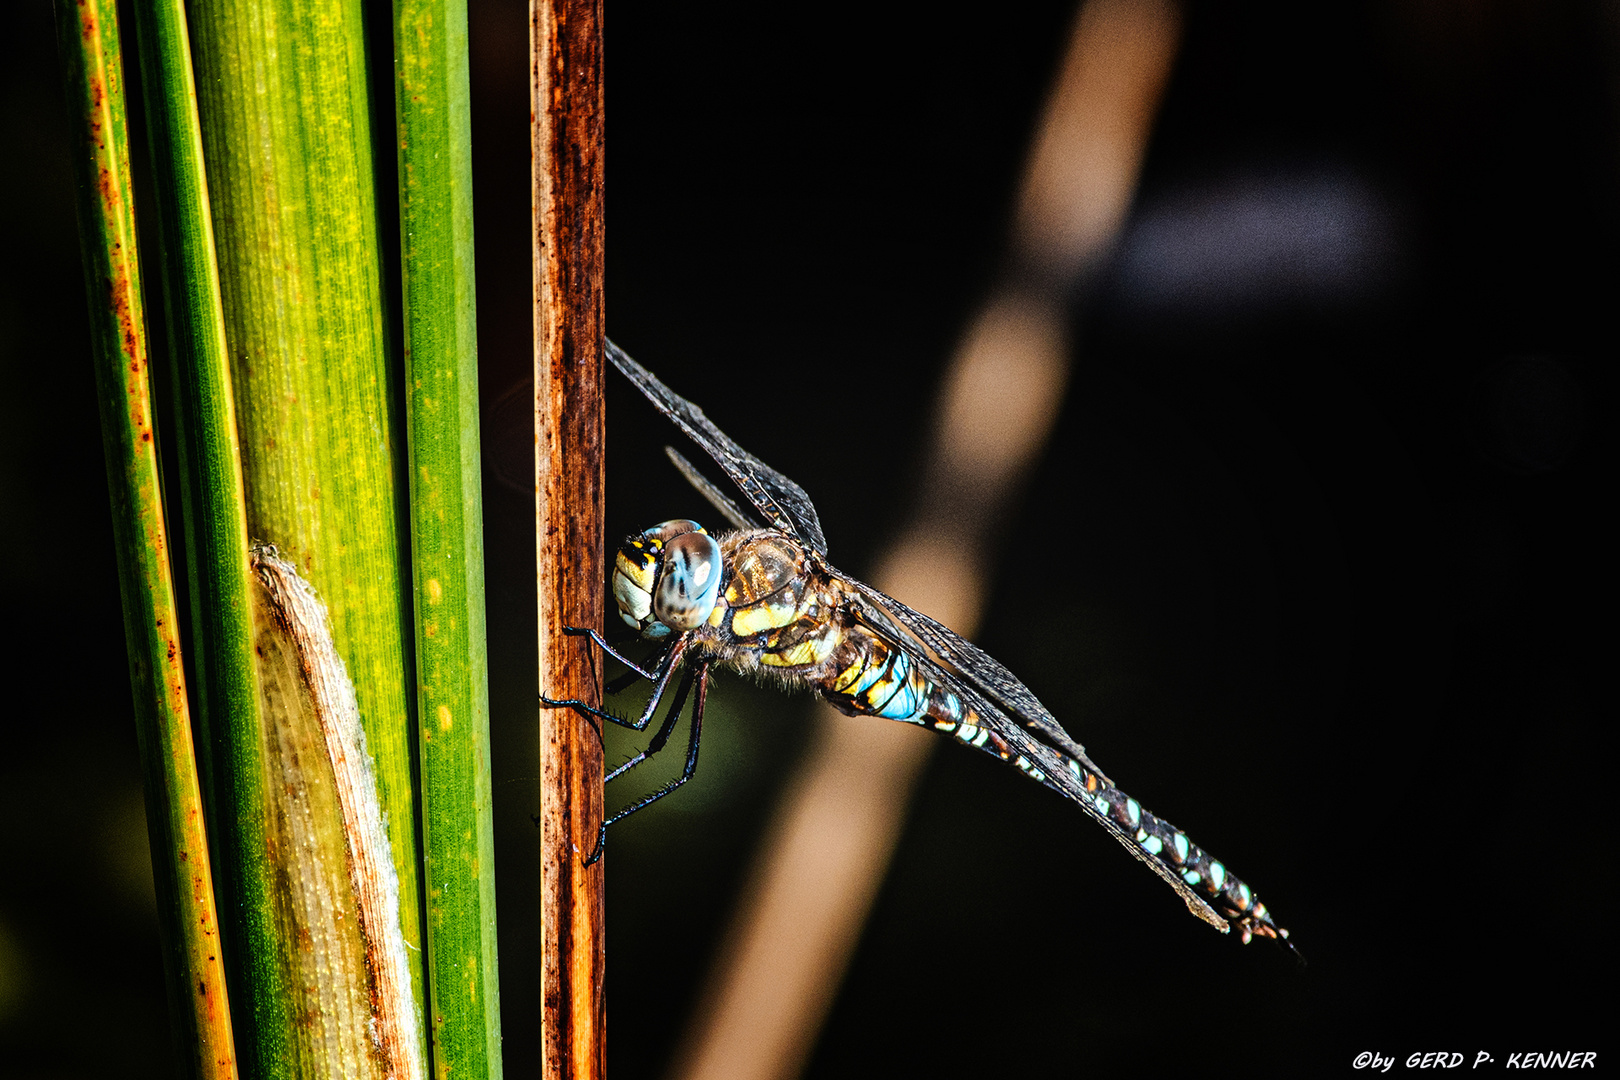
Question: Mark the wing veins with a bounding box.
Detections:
[607,340,828,553]
[849,599,1229,932]
[610,339,1231,933]
[843,575,1110,782]
[665,446,763,531]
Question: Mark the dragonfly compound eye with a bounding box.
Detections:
[646,518,704,543]
[613,520,710,636]
[654,530,723,631]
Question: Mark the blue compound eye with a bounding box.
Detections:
[612,520,710,636]
[647,519,704,544]
[654,530,723,631]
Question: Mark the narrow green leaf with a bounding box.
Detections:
[185,0,429,1072]
[53,0,239,1075]
[392,0,504,1075]
[128,0,261,952]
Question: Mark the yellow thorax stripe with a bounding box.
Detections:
[730,598,798,638]
[761,630,838,668]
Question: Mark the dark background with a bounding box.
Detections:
[1,0,1611,1075]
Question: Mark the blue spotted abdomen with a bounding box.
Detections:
[922,685,1285,942]
[715,542,1286,943]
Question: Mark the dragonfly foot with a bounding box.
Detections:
[581,824,607,867]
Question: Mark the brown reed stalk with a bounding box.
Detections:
[531,0,607,1076]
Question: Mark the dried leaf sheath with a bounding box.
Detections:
[252,548,425,1080]
[186,0,427,1066]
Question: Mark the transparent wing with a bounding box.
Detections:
[607,341,1105,775]
[840,573,1112,783]
[665,446,763,532]
[846,592,1230,932]
[607,340,828,554]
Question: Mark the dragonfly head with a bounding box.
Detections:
[613,519,723,639]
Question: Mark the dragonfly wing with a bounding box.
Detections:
[607,340,829,554]
[852,612,1231,932]
[998,721,1231,931]
[843,574,1110,782]
[665,446,764,532]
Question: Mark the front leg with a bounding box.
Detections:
[561,625,663,681]
[602,661,696,786]
[541,632,690,735]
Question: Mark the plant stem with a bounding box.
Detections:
[53,0,238,1075]
[129,0,262,965]
[531,0,606,1075]
[186,0,427,1070]
[392,0,504,1074]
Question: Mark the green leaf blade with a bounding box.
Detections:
[187,0,428,1072]
[394,0,503,1075]
[54,0,240,1075]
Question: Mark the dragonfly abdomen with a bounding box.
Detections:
[820,623,934,721]
[927,699,1284,941]
[1081,767,1281,940]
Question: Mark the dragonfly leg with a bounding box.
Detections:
[604,666,649,696]
[542,635,689,735]
[604,664,695,784]
[559,625,663,681]
[585,661,710,866]
[598,639,672,696]
[565,632,675,700]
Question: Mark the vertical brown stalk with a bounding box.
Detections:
[532,0,606,1077]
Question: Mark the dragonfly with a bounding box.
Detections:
[543,339,1290,945]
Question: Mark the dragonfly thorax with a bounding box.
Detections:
[613,519,724,639]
